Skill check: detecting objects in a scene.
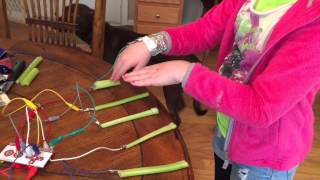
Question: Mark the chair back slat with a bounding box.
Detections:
[24,0,78,47]
[49,0,54,44]
[23,0,32,40]
[29,0,37,42]
[43,0,49,43]
[54,0,59,44]
[61,0,66,46]
[36,0,44,43]
[22,0,106,58]
[66,0,73,46]
[67,0,72,22]
[71,0,79,47]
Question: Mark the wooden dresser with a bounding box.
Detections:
[134,0,185,34]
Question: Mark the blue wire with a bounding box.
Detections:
[60,161,75,180]
[61,161,112,175]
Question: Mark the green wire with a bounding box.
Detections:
[79,86,96,129]
[49,86,96,147]
[118,160,189,177]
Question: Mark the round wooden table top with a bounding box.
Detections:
[0,39,194,180]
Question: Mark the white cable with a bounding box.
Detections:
[36,111,46,142]
[25,107,30,145]
[50,146,123,162]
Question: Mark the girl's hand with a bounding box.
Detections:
[110,42,151,81]
[122,60,191,87]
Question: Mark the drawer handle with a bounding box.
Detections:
[155,13,160,19]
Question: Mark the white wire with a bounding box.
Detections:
[50,146,123,162]
[25,107,30,145]
[36,111,46,142]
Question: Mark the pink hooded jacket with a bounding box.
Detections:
[164,0,320,170]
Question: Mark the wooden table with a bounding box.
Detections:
[0,39,194,179]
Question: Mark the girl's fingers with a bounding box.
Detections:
[110,60,123,80]
[125,65,157,77]
[113,61,130,81]
[125,67,152,76]
[123,68,156,82]
[123,73,153,82]
[131,78,155,87]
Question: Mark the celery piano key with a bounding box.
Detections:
[125,123,177,149]
[118,160,189,178]
[100,107,159,128]
[95,92,149,111]
[16,56,43,84]
[92,80,121,90]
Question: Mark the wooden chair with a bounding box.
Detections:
[0,0,10,38]
[22,0,106,58]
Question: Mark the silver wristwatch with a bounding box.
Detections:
[131,32,169,56]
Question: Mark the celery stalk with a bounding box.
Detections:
[100,107,159,128]
[118,160,189,178]
[92,80,121,90]
[95,92,149,111]
[16,56,42,84]
[125,123,177,149]
[20,68,39,86]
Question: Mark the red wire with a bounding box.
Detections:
[0,167,9,177]
[18,110,36,141]
[26,166,38,180]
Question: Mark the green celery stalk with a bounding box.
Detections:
[16,56,43,84]
[20,68,39,86]
[125,122,177,149]
[92,80,121,90]
[100,107,159,128]
[118,160,189,178]
[95,92,149,111]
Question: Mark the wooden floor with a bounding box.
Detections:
[2,22,320,179]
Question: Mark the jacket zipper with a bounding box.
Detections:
[221,13,320,169]
[222,118,234,169]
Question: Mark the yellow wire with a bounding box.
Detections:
[31,89,68,104]
[2,98,30,117]
[1,89,79,145]
[31,89,80,111]
[1,89,80,117]
[1,89,78,147]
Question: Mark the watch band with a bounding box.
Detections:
[129,32,169,56]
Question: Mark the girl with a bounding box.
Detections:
[111,0,320,179]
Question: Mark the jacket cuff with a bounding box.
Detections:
[181,63,196,88]
[161,31,172,54]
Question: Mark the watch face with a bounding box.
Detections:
[148,40,157,49]
[142,36,156,51]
